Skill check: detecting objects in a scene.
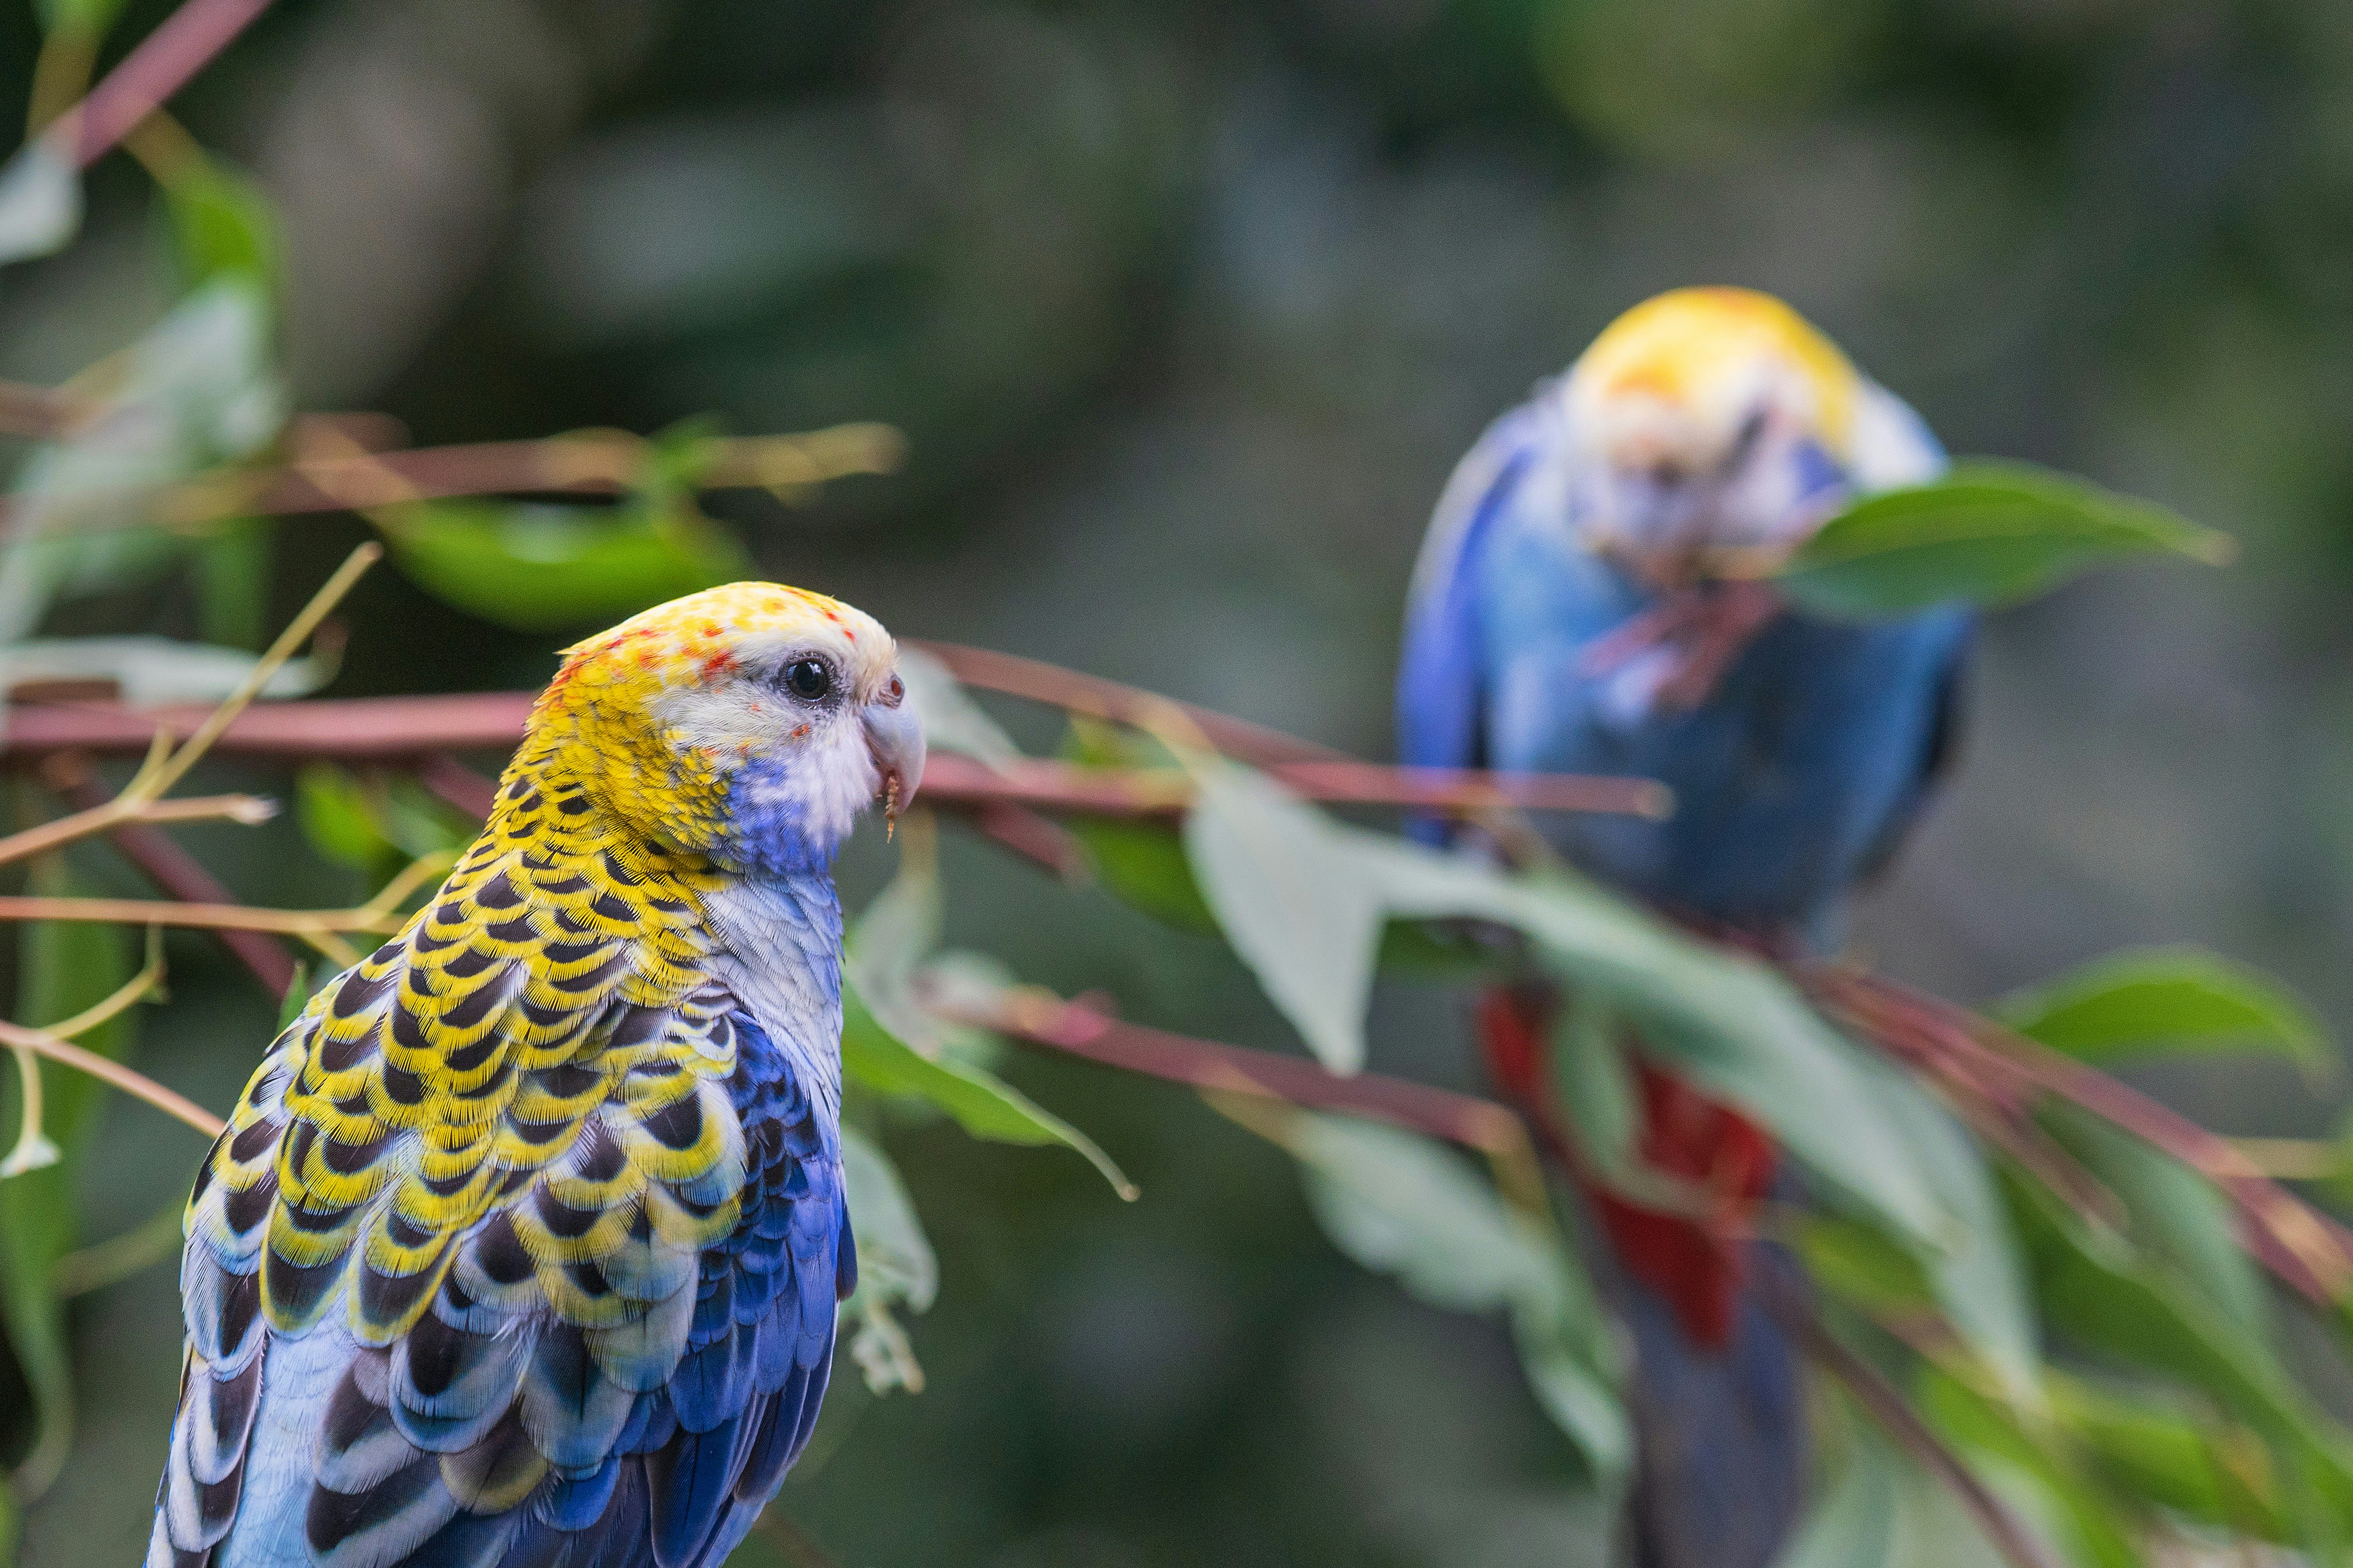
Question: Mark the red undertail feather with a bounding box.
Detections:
[1475,988,1776,1349]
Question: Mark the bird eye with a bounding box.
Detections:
[782,659,833,702]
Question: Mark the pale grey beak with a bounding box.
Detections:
[862,690,926,832]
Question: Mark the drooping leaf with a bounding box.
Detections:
[2006,1169,2353,1513]
[1178,762,1946,1244]
[897,647,1020,768]
[0,861,140,1500]
[1870,1067,2042,1404]
[0,279,285,638]
[840,1124,936,1396]
[1286,1111,1629,1481]
[0,140,79,267]
[2040,1102,2272,1345]
[1182,761,1389,1073]
[1778,461,2232,620]
[842,986,1135,1200]
[1918,1369,2144,1568]
[372,500,752,632]
[1992,946,2330,1081]
[1072,818,1219,932]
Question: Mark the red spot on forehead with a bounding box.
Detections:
[700,651,734,678]
[704,623,721,637]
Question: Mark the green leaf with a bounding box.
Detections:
[1796,1214,1934,1314]
[373,500,752,633]
[1286,1112,1630,1481]
[1992,946,2330,1081]
[1547,993,1636,1176]
[0,279,285,637]
[2048,1376,2285,1539]
[296,763,394,874]
[35,0,132,35]
[162,156,278,290]
[1176,762,1946,1245]
[1870,1068,2042,1404]
[192,517,272,650]
[2040,1102,2271,1345]
[1182,761,1389,1073]
[839,1125,936,1397]
[0,861,140,1500]
[841,986,1135,1200]
[1778,461,2233,619]
[896,648,1020,768]
[1918,1369,2142,1568]
[1071,818,1219,932]
[0,140,79,267]
[2006,1169,2353,1515]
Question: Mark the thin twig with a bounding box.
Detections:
[0,544,372,872]
[44,754,296,995]
[0,1018,222,1138]
[0,424,906,539]
[132,541,380,800]
[0,895,400,937]
[951,983,1527,1156]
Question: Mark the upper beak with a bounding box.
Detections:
[862,690,926,834]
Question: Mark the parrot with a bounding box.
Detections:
[1396,288,1972,1568]
[146,582,926,1568]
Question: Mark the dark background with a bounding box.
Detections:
[8,1,2353,1563]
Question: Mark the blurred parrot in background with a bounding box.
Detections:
[148,583,926,1568]
[1396,288,1970,1568]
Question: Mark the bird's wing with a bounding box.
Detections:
[1396,400,1553,779]
[154,841,850,1568]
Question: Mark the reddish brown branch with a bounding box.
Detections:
[954,986,1524,1155]
[60,0,278,168]
[0,696,1662,819]
[1812,967,2353,1305]
[44,754,295,996]
[913,641,1350,768]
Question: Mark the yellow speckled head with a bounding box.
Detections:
[1568,287,1858,470]
[522,582,924,875]
[1554,288,1880,578]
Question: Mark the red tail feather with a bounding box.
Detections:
[1476,988,1774,1349]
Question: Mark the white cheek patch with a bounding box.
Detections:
[718,717,881,874]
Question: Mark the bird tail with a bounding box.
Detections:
[1474,987,1807,1568]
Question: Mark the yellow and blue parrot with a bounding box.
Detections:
[1398,289,1971,1568]
[146,584,926,1568]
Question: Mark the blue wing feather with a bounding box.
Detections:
[164,1002,847,1568]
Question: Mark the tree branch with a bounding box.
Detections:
[52,0,278,168]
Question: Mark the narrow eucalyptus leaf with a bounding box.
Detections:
[1779,461,2232,619]
[1994,946,2330,1081]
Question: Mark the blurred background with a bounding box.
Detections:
[8,0,2353,1563]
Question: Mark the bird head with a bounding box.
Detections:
[1558,287,1864,588]
[527,582,926,877]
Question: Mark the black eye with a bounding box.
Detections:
[782,659,832,702]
